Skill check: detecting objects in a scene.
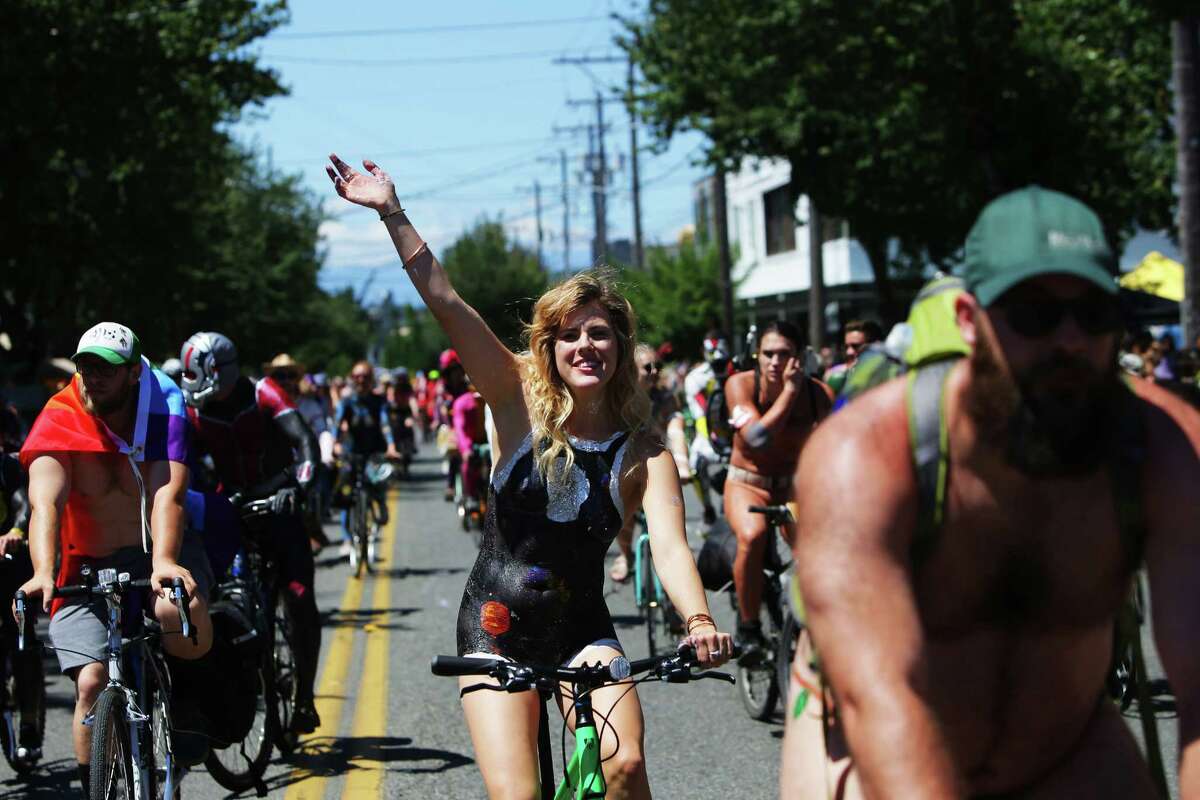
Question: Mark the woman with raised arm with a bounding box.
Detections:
[327,154,731,799]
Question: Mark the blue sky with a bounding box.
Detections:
[232,1,707,307]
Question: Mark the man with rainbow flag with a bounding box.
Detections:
[16,322,215,797]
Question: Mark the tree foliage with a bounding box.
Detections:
[439,218,548,350]
[625,0,1177,318]
[0,0,344,376]
[623,238,725,361]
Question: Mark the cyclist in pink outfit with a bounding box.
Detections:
[451,388,486,510]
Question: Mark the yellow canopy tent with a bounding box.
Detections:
[1120,251,1184,302]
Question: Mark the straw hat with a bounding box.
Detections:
[263,353,304,375]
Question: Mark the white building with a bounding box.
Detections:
[695,159,885,333]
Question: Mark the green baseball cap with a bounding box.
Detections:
[963,185,1117,307]
[72,322,142,366]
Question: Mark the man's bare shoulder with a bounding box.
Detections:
[803,376,911,466]
[1128,378,1200,486]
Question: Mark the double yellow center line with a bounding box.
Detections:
[284,496,398,799]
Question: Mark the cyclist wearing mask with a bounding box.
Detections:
[180,331,323,735]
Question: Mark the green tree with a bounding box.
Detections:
[623,238,726,361]
[626,0,1176,320]
[0,0,291,369]
[294,288,374,378]
[381,305,450,373]
[440,218,548,350]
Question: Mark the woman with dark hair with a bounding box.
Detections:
[722,321,833,656]
[326,154,730,799]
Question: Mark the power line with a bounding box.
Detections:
[272,16,609,40]
[262,49,582,67]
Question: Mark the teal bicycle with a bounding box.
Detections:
[630,512,683,657]
[431,644,733,799]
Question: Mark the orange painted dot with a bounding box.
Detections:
[480,601,511,636]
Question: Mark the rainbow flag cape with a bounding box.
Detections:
[20,356,190,469]
[19,358,190,606]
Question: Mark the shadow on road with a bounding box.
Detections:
[320,606,421,630]
[0,757,77,798]
[261,735,474,792]
[379,566,465,579]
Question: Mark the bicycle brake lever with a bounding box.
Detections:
[170,578,195,644]
[14,592,27,652]
[693,670,736,684]
[459,683,504,698]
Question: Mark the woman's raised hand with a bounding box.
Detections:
[326,154,401,215]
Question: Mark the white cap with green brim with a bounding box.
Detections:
[72,322,142,366]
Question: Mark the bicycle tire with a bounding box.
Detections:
[90,688,136,800]
[639,536,663,657]
[775,609,802,715]
[205,592,276,791]
[358,511,371,578]
[271,594,301,756]
[0,645,44,775]
[205,647,276,790]
[737,581,781,721]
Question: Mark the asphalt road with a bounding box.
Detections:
[3,445,779,799]
[0,442,1180,799]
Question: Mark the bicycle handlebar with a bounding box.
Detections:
[432,644,735,694]
[748,504,793,523]
[26,571,195,645]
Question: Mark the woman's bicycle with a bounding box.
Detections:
[431,644,733,800]
[0,548,44,776]
[18,566,194,800]
[629,512,682,657]
[734,504,795,721]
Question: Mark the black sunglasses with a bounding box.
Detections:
[641,362,663,374]
[993,288,1122,339]
[271,370,298,383]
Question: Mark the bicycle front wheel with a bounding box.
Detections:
[90,688,136,800]
[737,585,781,721]
[271,594,301,756]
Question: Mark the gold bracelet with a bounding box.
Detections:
[379,205,405,221]
[686,613,715,632]
[403,241,430,268]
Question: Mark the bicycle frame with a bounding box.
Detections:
[87,570,178,800]
[554,692,605,800]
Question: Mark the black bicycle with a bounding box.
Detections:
[735,504,794,721]
[18,566,193,800]
[200,495,286,793]
[0,548,44,776]
[431,644,733,799]
[232,494,305,759]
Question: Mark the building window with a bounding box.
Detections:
[764,185,796,256]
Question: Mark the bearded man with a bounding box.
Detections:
[780,187,1200,799]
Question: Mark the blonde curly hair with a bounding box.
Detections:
[521,269,651,482]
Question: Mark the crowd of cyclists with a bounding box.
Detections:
[0,163,1196,799]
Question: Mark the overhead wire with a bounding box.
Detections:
[272,16,610,40]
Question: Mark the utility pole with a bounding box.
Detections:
[713,168,735,343]
[555,54,628,267]
[1176,17,1200,347]
[807,195,826,350]
[539,149,574,272]
[628,59,644,269]
[534,179,544,267]
[566,95,614,265]
[559,150,569,271]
